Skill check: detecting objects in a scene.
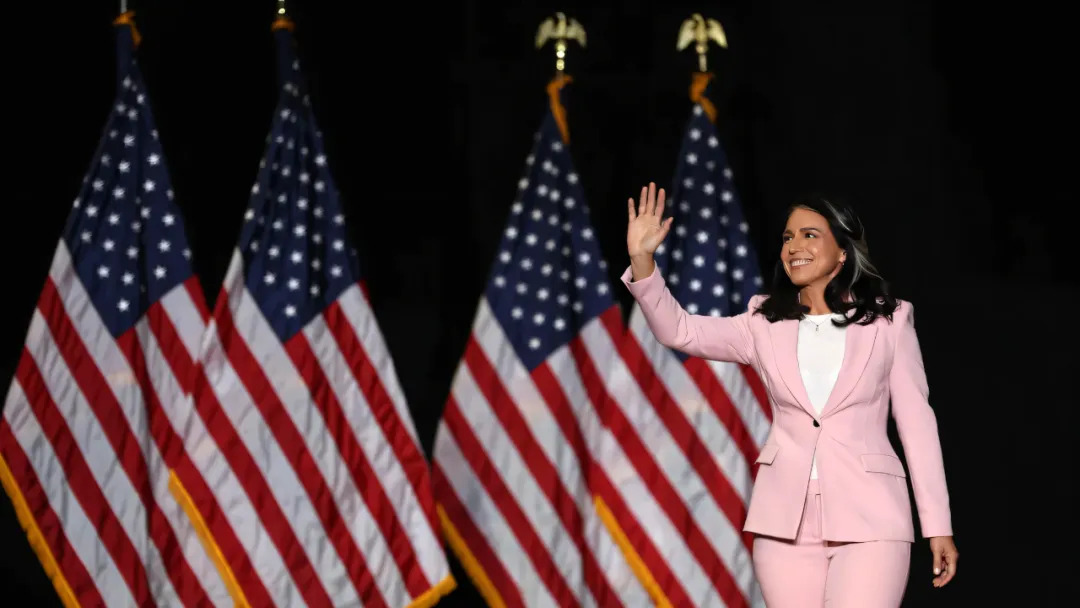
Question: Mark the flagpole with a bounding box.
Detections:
[277,0,287,17]
[677,13,728,73]
[120,0,127,14]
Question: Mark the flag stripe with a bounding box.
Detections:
[611,313,751,550]
[433,462,522,608]
[324,296,439,533]
[739,363,771,423]
[210,301,353,607]
[570,319,748,608]
[0,420,105,607]
[685,358,762,472]
[441,396,567,607]
[2,382,134,606]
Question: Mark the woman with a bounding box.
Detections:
[621,183,958,607]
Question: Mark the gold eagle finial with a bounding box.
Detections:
[536,12,587,73]
[677,13,727,72]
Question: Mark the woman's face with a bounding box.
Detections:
[780,207,847,288]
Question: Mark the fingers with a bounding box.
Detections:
[655,187,666,218]
[659,216,674,240]
[628,197,636,222]
[637,186,647,217]
[647,182,656,216]
[939,552,958,587]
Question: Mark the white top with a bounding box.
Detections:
[797,313,847,479]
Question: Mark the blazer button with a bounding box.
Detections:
[813,419,820,427]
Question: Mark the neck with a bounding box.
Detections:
[799,283,832,315]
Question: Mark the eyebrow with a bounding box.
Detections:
[783,227,824,234]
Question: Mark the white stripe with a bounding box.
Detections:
[334,285,421,445]
[450,361,587,605]
[628,307,754,502]
[433,419,559,608]
[471,300,650,607]
[160,282,206,361]
[305,308,447,594]
[228,287,382,606]
[3,381,136,607]
[582,319,757,603]
[545,344,713,605]
[136,315,232,606]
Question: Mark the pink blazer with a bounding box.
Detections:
[622,265,953,542]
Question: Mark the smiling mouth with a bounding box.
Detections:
[790,259,813,268]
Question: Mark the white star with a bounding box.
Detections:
[554,318,566,331]
[739,222,749,233]
[183,248,191,259]
[736,245,748,257]
[525,233,538,246]
[81,231,92,243]
[269,246,280,258]
[118,299,129,312]
[251,183,260,194]
[700,207,713,219]
[162,213,174,226]
[537,184,549,197]
[103,239,115,251]
[720,215,730,225]
[264,272,276,285]
[288,278,300,291]
[516,282,527,294]
[285,305,297,317]
[549,189,561,202]
[93,179,104,191]
[332,239,344,251]
[703,182,715,195]
[755,276,764,286]
[533,313,545,325]
[124,134,135,147]
[315,154,327,166]
[299,172,310,183]
[122,272,134,285]
[127,246,138,259]
[716,261,728,273]
[313,206,323,218]
[331,266,342,277]
[296,197,308,210]
[127,109,138,120]
[119,160,131,173]
[294,225,307,237]
[573,301,584,313]
[675,225,687,238]
[528,337,541,350]
[563,197,576,209]
[567,173,578,184]
[312,233,322,244]
[148,153,160,165]
[141,207,151,219]
[521,258,533,271]
[86,205,98,217]
[333,214,345,225]
[537,288,550,300]
[541,264,553,276]
[672,249,683,261]
[113,187,125,200]
[690,128,701,140]
[581,228,593,240]
[718,238,728,249]
[154,266,166,279]
[697,231,709,243]
[511,307,523,319]
[724,168,733,179]
[690,279,702,291]
[131,220,141,232]
[158,240,170,252]
[713,284,725,297]
[733,269,745,280]
[597,283,609,295]
[722,190,733,203]
[310,285,321,297]
[499,251,511,264]
[551,141,563,152]
[277,193,287,204]
[708,136,719,148]
[578,252,591,264]
[314,181,325,193]
[97,265,109,278]
[545,239,557,251]
[250,241,259,252]
[557,294,569,306]
[560,270,570,281]
[506,227,518,239]
[291,251,303,264]
[710,308,722,317]
[493,276,506,287]
[244,209,255,221]
[687,153,698,165]
[694,255,705,267]
[575,277,587,289]
[311,258,321,270]
[669,273,680,285]
[518,178,529,190]
[273,219,284,231]
[732,292,742,303]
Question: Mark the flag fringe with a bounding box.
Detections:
[690,72,718,124]
[436,503,507,608]
[593,494,674,608]
[0,452,80,608]
[168,469,251,608]
[405,573,457,608]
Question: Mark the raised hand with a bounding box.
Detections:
[627,182,673,280]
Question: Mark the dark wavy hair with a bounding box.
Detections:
[754,197,897,326]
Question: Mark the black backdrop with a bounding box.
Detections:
[2,0,1075,605]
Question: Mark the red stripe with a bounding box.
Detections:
[323,299,439,534]
[464,338,619,607]
[572,311,747,608]
[116,328,210,607]
[440,397,578,606]
[285,333,428,600]
[0,421,106,607]
[741,364,772,422]
[146,297,275,606]
[13,348,152,606]
[211,303,357,606]
[683,357,761,483]
[184,276,211,323]
[609,312,751,551]
[431,463,524,608]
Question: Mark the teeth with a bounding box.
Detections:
[791,259,812,267]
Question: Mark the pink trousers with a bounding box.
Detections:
[751,479,912,607]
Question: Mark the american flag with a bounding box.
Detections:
[0,14,229,607]
[431,77,651,608]
[605,73,773,606]
[177,17,454,607]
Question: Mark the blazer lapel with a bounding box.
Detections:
[768,319,816,419]
[820,321,879,418]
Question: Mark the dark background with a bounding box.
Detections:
[3,0,1076,605]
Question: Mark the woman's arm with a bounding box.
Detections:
[889,301,953,538]
[621,264,758,365]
